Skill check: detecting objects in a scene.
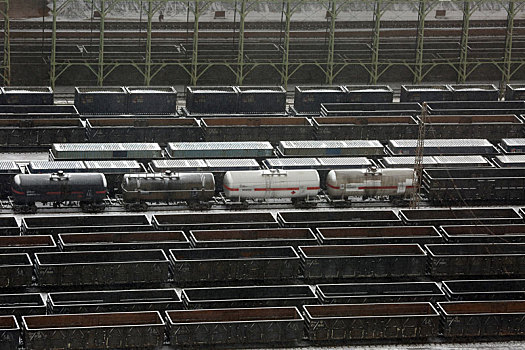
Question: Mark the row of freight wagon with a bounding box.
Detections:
[2,298,525,349]
[4,99,525,119]
[4,114,525,148]
[44,138,525,162]
[1,280,524,314]
[4,84,525,116]
[54,83,525,115]
[1,232,525,287]
[8,207,525,233]
[2,243,524,288]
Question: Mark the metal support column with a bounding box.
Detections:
[370,0,388,84]
[0,0,9,85]
[51,0,57,88]
[97,0,106,86]
[500,1,525,98]
[325,0,337,84]
[458,1,481,83]
[144,0,154,85]
[413,0,434,84]
[281,0,292,89]
[190,0,201,85]
[236,0,247,85]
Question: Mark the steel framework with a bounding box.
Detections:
[34,0,525,87]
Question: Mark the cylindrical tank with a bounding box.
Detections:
[121,171,215,203]
[326,167,414,198]
[12,172,107,204]
[223,169,320,199]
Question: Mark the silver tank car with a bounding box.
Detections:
[121,171,215,209]
[326,167,414,199]
[223,169,320,200]
[12,172,107,213]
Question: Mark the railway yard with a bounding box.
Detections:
[1,0,525,349]
[0,83,521,349]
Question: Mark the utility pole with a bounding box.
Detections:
[410,102,428,209]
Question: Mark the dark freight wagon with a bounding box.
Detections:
[321,102,422,117]
[0,119,87,148]
[22,311,165,350]
[399,208,522,226]
[126,86,177,114]
[185,86,238,114]
[449,84,499,101]
[188,228,318,248]
[299,244,427,280]
[422,115,523,143]
[505,84,525,100]
[153,212,278,231]
[343,85,394,103]
[0,294,46,318]
[34,249,170,287]
[201,117,314,145]
[1,87,54,105]
[0,217,19,235]
[236,86,287,113]
[74,87,128,114]
[86,118,201,144]
[426,100,525,116]
[423,168,525,203]
[293,86,348,114]
[316,226,443,245]
[0,254,33,288]
[440,224,525,243]
[182,285,318,309]
[166,307,304,346]
[169,246,300,284]
[0,236,57,256]
[58,231,190,251]
[304,303,439,341]
[22,214,152,235]
[438,300,525,337]
[0,315,19,350]
[312,116,418,142]
[48,289,183,314]
[277,210,402,228]
[316,282,445,304]
[400,84,453,102]
[426,243,525,278]
[442,279,525,301]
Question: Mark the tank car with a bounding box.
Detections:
[11,171,107,213]
[223,169,320,205]
[326,166,413,203]
[121,171,215,210]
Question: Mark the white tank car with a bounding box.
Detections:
[326,167,414,199]
[223,169,320,200]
